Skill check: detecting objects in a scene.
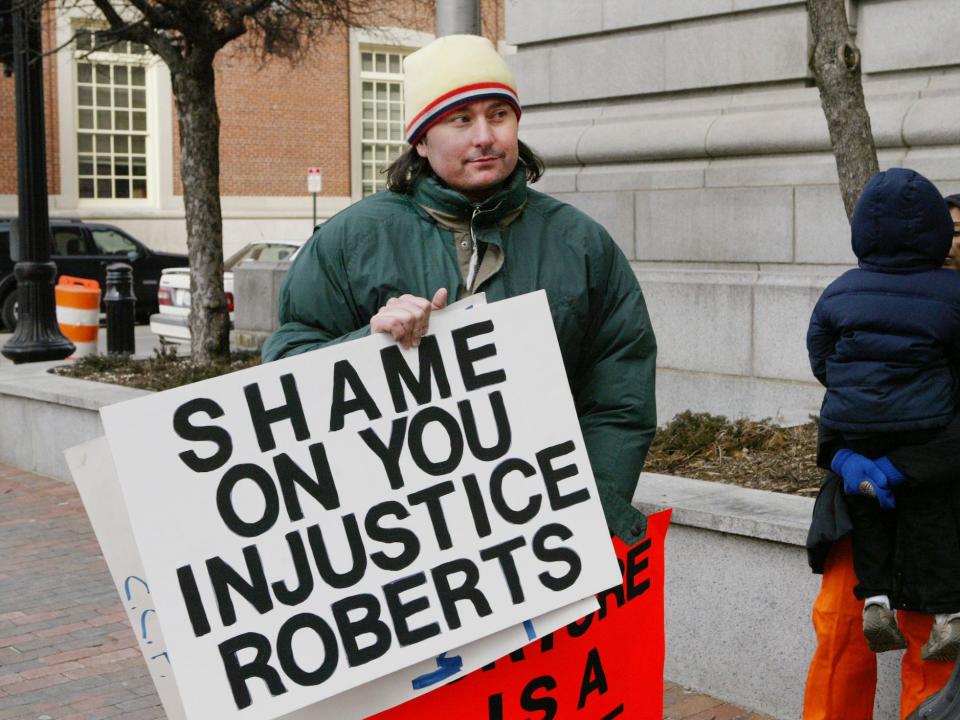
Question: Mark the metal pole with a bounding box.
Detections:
[1,0,73,363]
[312,192,317,229]
[436,0,481,36]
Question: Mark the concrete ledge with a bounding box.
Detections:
[0,360,148,411]
[636,473,902,719]
[508,6,810,101]
[635,472,811,545]
[520,75,960,165]
[0,362,148,481]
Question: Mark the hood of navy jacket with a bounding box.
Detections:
[851,168,953,273]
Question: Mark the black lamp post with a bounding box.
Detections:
[1,0,74,363]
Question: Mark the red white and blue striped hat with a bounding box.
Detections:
[403,35,521,146]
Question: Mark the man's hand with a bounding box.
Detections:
[831,449,899,510]
[370,288,448,349]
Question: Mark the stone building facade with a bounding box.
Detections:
[506,0,960,423]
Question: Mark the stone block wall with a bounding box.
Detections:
[505,0,960,423]
[230,261,291,351]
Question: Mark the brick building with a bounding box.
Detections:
[0,2,505,256]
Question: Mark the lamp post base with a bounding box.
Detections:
[1,261,75,363]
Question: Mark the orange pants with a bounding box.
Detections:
[802,536,953,719]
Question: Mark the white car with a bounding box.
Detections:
[150,239,304,345]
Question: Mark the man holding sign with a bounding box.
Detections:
[263,34,657,543]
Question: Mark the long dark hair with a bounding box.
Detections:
[385,140,545,195]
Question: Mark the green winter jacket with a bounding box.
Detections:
[262,170,658,542]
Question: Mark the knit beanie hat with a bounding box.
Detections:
[403,34,520,146]
[946,193,960,211]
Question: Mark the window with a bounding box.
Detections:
[90,229,137,256]
[75,31,150,200]
[359,48,409,196]
[51,227,91,256]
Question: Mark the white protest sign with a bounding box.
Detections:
[440,292,486,313]
[65,436,597,720]
[99,290,620,720]
[65,437,186,720]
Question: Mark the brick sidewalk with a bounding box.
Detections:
[0,463,772,720]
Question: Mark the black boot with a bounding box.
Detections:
[907,658,960,720]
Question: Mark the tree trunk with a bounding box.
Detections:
[170,57,230,362]
[808,0,879,220]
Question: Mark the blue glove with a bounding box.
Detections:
[831,449,897,510]
[874,456,906,486]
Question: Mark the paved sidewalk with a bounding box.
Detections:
[0,465,159,720]
[0,463,773,720]
[663,682,772,720]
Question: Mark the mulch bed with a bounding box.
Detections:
[50,348,260,392]
[51,356,824,497]
[643,411,823,497]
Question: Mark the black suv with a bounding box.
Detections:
[0,218,189,330]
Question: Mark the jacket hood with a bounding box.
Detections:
[851,168,953,272]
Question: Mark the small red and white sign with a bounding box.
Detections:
[307,167,322,194]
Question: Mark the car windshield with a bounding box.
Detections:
[91,229,138,256]
[224,243,300,271]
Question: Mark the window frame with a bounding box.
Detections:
[56,13,176,211]
[74,51,152,202]
[357,46,408,197]
[348,28,433,201]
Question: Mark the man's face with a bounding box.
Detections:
[948,206,960,271]
[416,99,519,201]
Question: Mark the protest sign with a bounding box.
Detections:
[65,436,186,720]
[99,290,621,720]
[371,510,671,720]
[67,433,599,720]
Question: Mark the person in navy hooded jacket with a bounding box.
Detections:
[807,168,960,660]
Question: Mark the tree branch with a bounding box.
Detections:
[88,0,129,31]
[214,0,271,47]
[120,0,180,30]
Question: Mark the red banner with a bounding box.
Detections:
[372,509,671,720]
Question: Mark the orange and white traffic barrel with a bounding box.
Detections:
[55,276,101,358]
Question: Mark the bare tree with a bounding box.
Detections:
[57,0,425,362]
[808,0,879,220]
